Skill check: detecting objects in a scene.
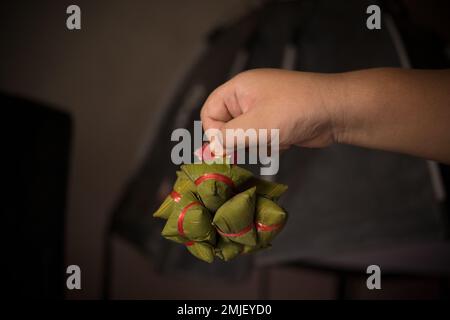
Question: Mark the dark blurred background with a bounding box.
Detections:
[1,0,450,299]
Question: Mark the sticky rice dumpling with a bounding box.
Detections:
[198,179,233,212]
[161,191,215,243]
[213,187,257,246]
[155,160,289,263]
[153,171,197,219]
[186,241,215,263]
[254,196,287,247]
[214,237,243,261]
[181,163,252,212]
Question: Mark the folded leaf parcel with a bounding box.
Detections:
[153,161,288,263]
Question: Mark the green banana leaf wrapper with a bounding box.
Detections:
[240,176,288,201]
[181,163,253,211]
[186,241,215,263]
[154,162,288,263]
[254,196,287,247]
[215,237,243,261]
[213,187,257,246]
[161,191,215,243]
[153,171,196,219]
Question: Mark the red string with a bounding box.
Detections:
[184,241,194,246]
[170,190,182,202]
[256,222,283,232]
[177,201,202,237]
[197,142,238,164]
[194,173,235,188]
[216,223,253,237]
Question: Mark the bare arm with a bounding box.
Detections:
[201,68,450,164]
[332,68,450,163]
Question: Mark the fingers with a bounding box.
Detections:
[200,78,281,155]
[200,80,245,128]
[213,110,274,155]
[201,87,230,131]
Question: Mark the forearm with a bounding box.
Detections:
[330,68,450,163]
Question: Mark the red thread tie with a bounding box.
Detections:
[194,143,238,164]
[185,241,195,246]
[194,143,215,161]
[202,143,215,159]
[217,224,253,237]
[256,222,283,232]
[194,173,235,188]
[177,201,202,237]
[170,191,182,203]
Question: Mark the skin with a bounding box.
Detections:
[200,68,450,164]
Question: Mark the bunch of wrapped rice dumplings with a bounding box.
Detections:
[153,158,288,263]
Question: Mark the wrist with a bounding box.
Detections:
[319,72,352,145]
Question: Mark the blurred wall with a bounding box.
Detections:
[0,0,255,299]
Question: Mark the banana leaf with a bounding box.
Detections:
[197,179,233,212]
[181,163,252,212]
[213,187,257,246]
[186,241,215,263]
[240,177,288,200]
[254,196,287,247]
[154,162,288,263]
[214,237,243,261]
[153,171,197,219]
[161,191,215,243]
[229,165,254,187]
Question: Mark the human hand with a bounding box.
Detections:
[200,68,343,153]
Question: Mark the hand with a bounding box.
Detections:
[201,67,450,165]
[200,68,342,153]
